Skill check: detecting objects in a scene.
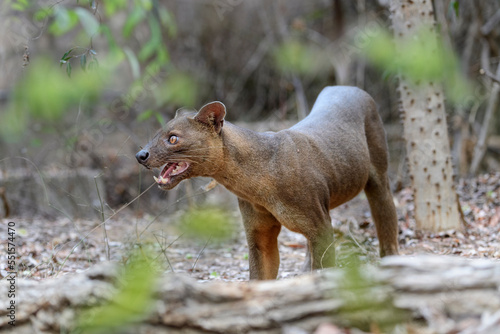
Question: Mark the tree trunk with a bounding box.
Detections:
[1,256,500,334]
[390,0,462,232]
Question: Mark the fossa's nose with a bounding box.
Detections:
[135,149,149,164]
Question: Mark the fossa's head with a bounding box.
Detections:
[136,102,226,190]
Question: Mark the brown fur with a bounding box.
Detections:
[136,86,399,280]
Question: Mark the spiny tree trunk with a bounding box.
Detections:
[390,0,462,232]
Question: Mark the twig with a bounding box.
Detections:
[470,61,500,175]
[483,70,500,85]
[480,39,491,75]
[55,182,157,277]
[481,8,500,36]
[94,176,110,261]
[191,236,212,272]
[347,218,368,254]
[153,232,183,273]
[320,241,335,270]
[460,5,479,75]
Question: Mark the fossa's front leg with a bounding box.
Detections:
[238,199,282,280]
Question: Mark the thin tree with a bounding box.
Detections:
[390,0,463,232]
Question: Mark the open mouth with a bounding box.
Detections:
[153,161,190,185]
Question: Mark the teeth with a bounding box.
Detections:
[154,175,169,185]
[155,162,188,185]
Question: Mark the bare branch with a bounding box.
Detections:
[481,8,500,36]
[470,61,500,175]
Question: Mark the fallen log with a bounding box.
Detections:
[1,255,500,333]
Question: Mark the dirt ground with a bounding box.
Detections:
[1,172,499,282]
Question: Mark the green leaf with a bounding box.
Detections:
[88,57,99,71]
[66,61,72,77]
[141,0,153,11]
[77,252,157,333]
[34,7,53,22]
[155,45,170,65]
[124,47,141,79]
[11,0,29,11]
[49,6,79,36]
[450,0,459,17]
[80,54,87,71]
[138,40,157,62]
[137,109,154,122]
[154,112,165,125]
[104,0,127,16]
[60,47,76,65]
[74,7,100,37]
[99,25,122,56]
[123,7,145,38]
[159,7,177,37]
[138,17,162,61]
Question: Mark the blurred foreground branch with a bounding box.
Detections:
[1,256,500,333]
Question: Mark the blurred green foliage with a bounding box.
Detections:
[2,0,199,143]
[77,252,157,334]
[273,39,329,77]
[179,206,234,242]
[362,26,470,104]
[335,252,410,331]
[0,58,107,141]
[9,0,30,11]
[48,6,79,36]
[153,72,199,108]
[136,109,166,125]
[47,0,174,77]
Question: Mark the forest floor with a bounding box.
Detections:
[1,172,499,282]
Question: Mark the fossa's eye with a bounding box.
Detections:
[168,135,178,144]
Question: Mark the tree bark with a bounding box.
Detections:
[1,256,500,334]
[390,0,462,232]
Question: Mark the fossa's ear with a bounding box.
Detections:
[194,101,226,134]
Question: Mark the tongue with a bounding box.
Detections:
[162,163,177,178]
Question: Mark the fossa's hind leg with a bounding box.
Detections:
[365,171,399,256]
[364,107,399,256]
